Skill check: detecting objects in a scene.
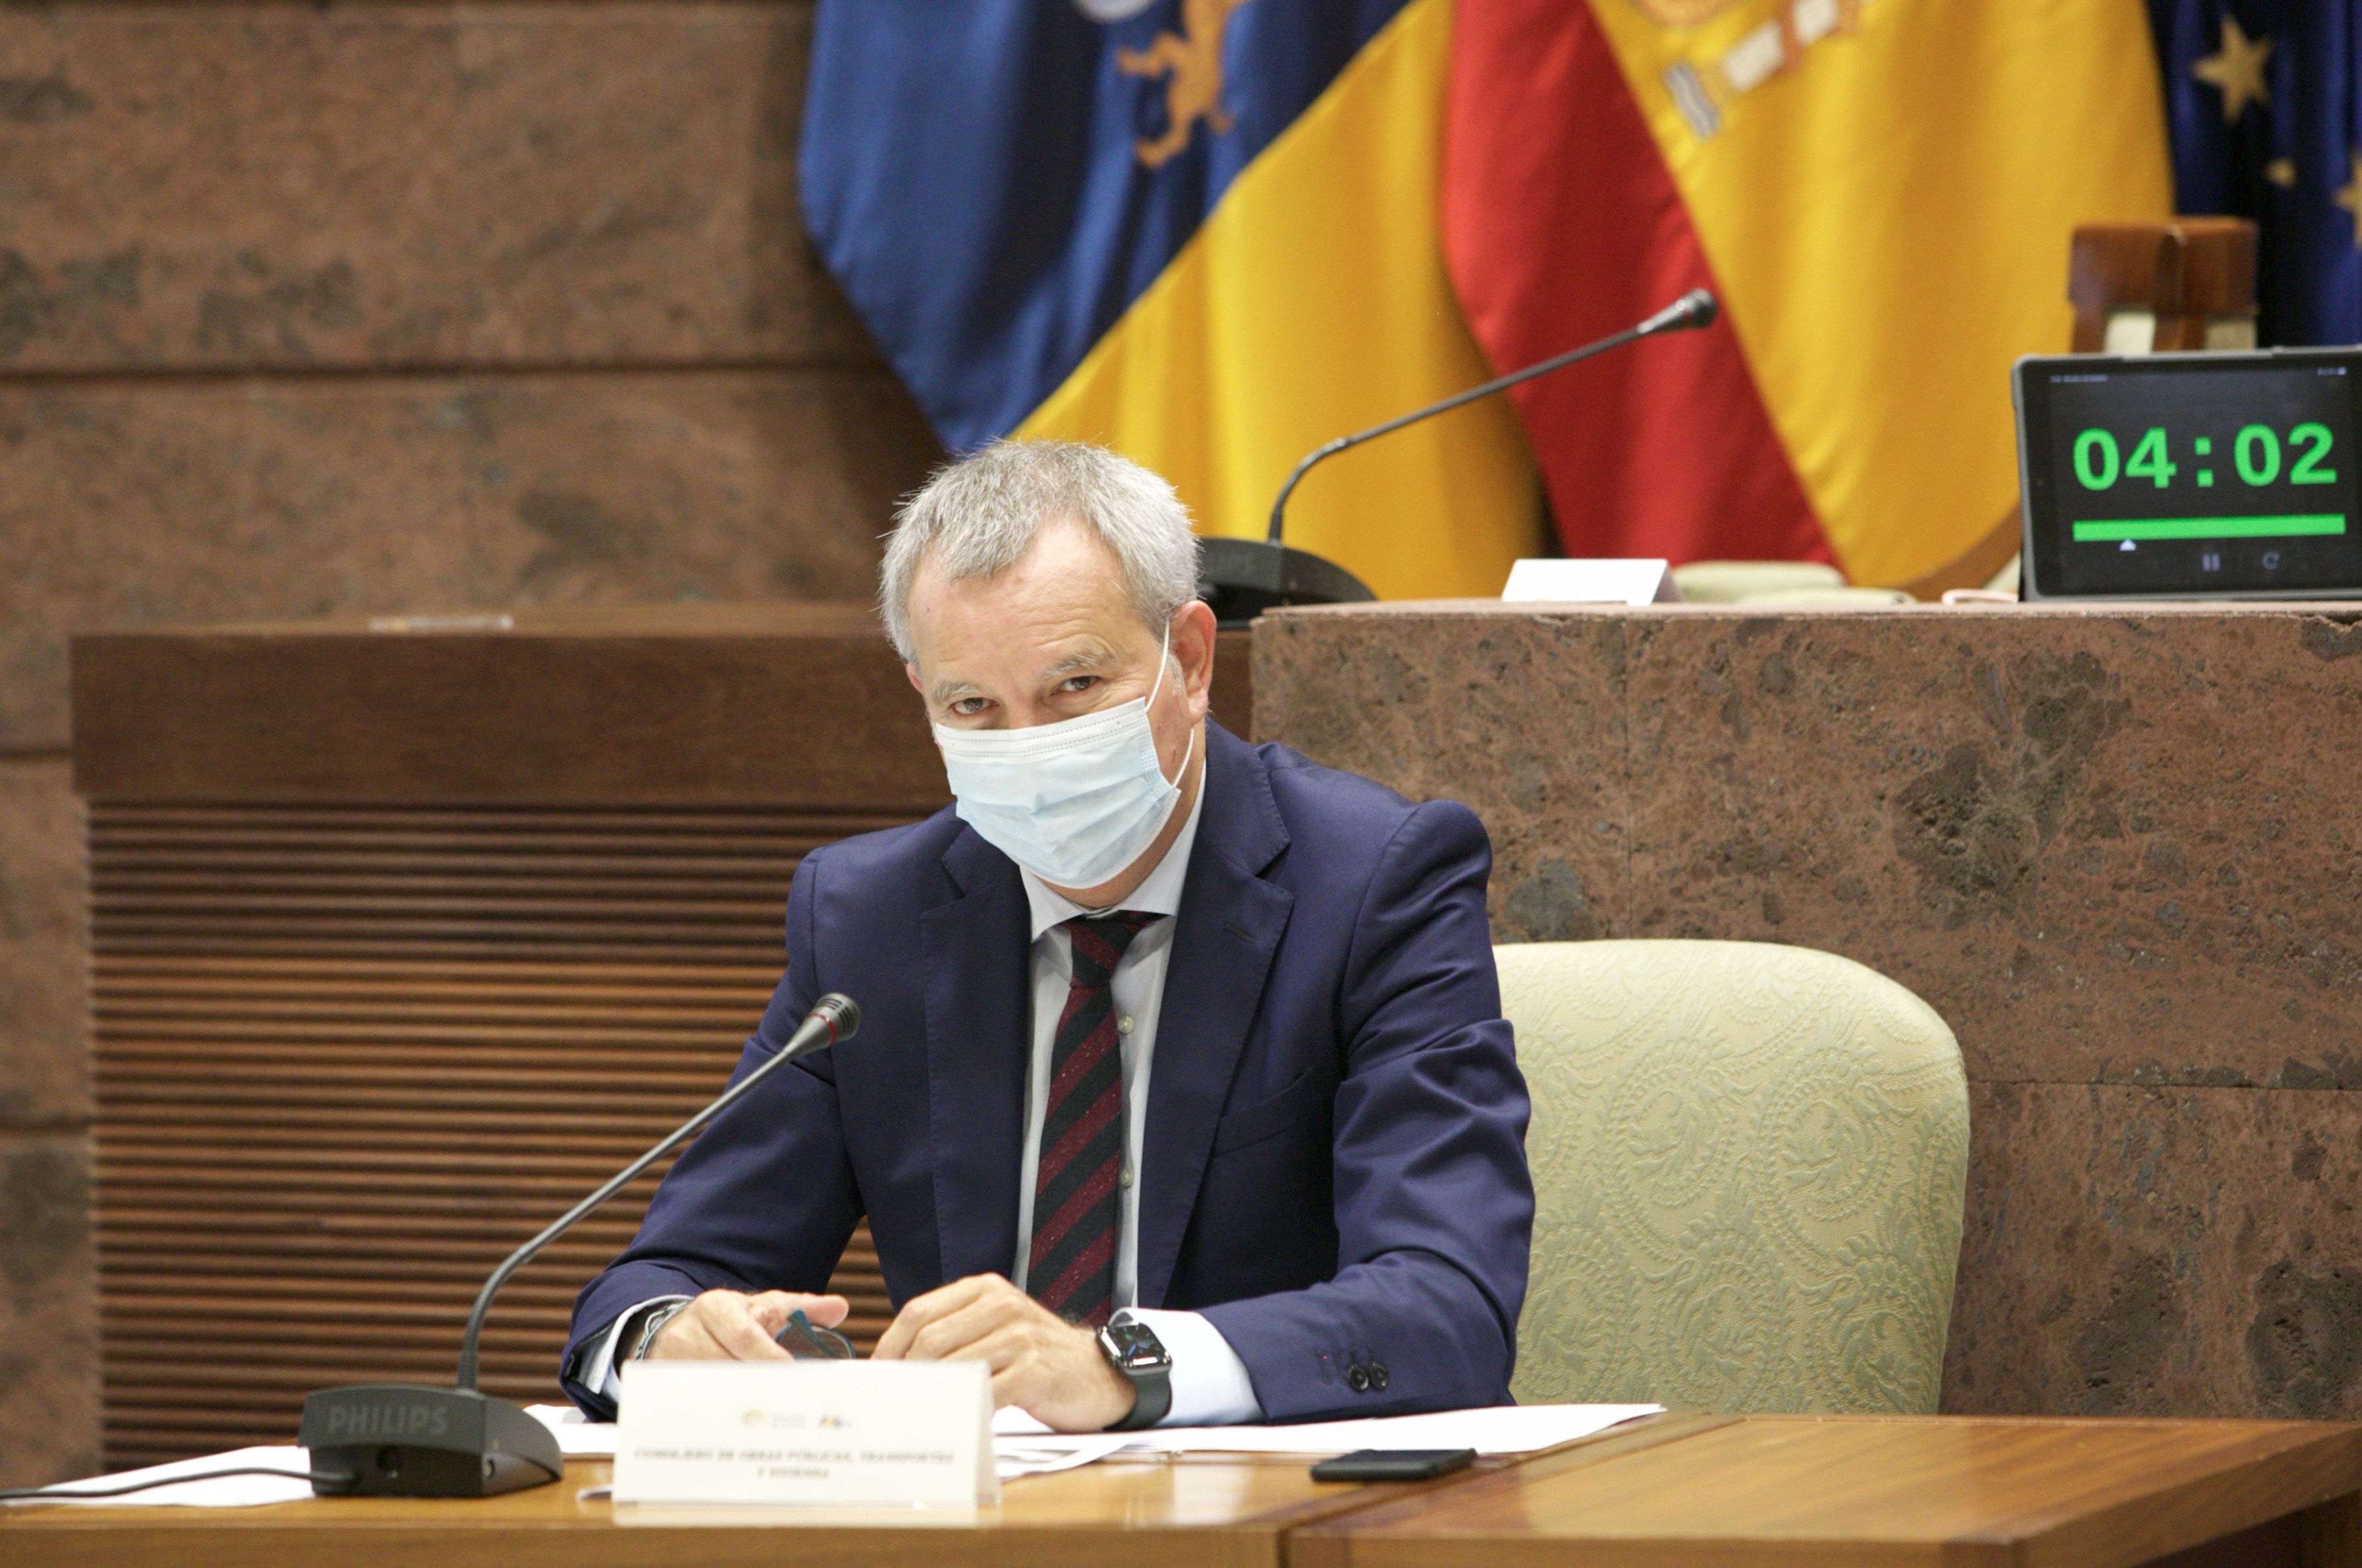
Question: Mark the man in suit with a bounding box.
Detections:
[561,440,1532,1431]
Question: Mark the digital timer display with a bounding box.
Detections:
[2014,350,2362,600]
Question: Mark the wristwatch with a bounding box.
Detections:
[1096,1314,1173,1431]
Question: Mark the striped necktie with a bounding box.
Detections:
[1027,911,1155,1328]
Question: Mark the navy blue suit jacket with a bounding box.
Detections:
[561,722,1533,1422]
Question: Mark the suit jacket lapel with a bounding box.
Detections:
[1137,724,1293,1308]
[921,827,1032,1286]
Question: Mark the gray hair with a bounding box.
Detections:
[878,440,1201,661]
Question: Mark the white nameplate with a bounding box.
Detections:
[1501,557,1681,606]
[613,1360,998,1509]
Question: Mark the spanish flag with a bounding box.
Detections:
[1445,0,2176,587]
[798,0,1540,600]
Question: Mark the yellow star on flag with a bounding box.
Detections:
[2192,15,2273,123]
[2336,150,2362,248]
[2267,157,2296,187]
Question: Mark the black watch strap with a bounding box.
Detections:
[1099,1317,1174,1431]
[1107,1363,1172,1431]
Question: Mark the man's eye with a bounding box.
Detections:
[1060,675,1099,694]
[951,698,988,716]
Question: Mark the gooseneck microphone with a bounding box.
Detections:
[1264,288,1719,547]
[1196,289,1719,625]
[296,992,860,1498]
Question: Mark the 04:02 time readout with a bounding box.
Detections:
[2074,423,2339,490]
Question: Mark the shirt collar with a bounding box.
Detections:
[1019,758,1207,942]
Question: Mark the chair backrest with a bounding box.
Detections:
[1498,940,1968,1415]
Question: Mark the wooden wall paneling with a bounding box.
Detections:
[74,610,1252,805]
[88,801,900,1467]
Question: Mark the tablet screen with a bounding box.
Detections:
[2015,349,2362,599]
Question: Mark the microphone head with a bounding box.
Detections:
[809,992,860,1044]
[1639,288,1719,336]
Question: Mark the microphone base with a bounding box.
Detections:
[298,1385,564,1497]
[1198,538,1376,628]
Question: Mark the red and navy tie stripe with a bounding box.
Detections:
[1028,911,1155,1329]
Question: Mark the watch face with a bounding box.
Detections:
[1102,1320,1168,1371]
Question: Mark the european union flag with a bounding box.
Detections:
[2149,3,2362,345]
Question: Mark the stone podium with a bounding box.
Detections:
[1253,599,2362,1422]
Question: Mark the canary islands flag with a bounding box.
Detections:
[798,0,1541,601]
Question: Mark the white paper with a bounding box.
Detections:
[528,1403,622,1457]
[1502,558,1681,606]
[613,1360,998,1508]
[2,1445,318,1508]
[992,1433,1136,1480]
[1128,1402,1662,1455]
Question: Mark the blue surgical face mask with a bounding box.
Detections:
[932,625,1195,889]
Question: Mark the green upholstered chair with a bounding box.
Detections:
[1498,940,1969,1415]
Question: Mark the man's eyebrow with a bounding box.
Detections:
[1039,646,1118,682]
[928,677,984,706]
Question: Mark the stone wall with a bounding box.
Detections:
[1254,601,2362,1421]
[0,1,941,1484]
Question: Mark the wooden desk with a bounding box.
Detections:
[0,1451,1494,1568]
[9,1416,2355,1568]
[1294,1415,2362,1568]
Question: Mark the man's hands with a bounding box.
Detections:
[638,1276,1132,1433]
[645,1289,851,1361]
[873,1274,1133,1432]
